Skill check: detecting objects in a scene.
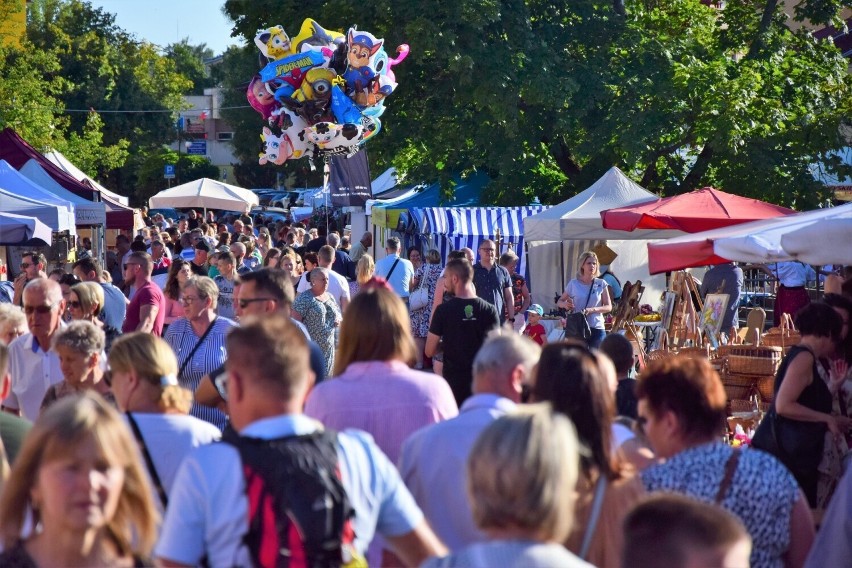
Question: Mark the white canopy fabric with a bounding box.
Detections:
[648,202,852,271]
[18,160,107,226]
[44,150,130,206]
[0,211,52,245]
[523,167,674,308]
[148,178,259,212]
[0,160,75,233]
[371,167,398,196]
[523,167,682,241]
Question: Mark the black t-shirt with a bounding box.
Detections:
[615,378,638,420]
[429,297,500,405]
[190,262,208,277]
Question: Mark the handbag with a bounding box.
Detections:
[563,283,595,341]
[409,267,430,311]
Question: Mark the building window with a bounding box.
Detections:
[217,132,234,141]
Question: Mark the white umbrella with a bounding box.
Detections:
[148,178,259,213]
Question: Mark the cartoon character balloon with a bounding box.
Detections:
[247,19,409,164]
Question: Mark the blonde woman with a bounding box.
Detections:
[67,282,120,352]
[164,276,237,430]
[557,251,612,349]
[351,253,375,296]
[109,333,220,506]
[0,392,159,566]
[0,304,27,345]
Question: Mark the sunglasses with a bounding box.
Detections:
[123,263,139,270]
[24,303,55,315]
[238,298,276,309]
[68,300,82,309]
[20,263,32,269]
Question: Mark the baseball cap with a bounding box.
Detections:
[194,240,211,253]
[526,304,544,316]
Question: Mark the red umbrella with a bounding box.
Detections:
[600,187,795,233]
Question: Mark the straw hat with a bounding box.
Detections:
[591,243,618,266]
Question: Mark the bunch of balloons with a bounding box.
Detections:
[248,18,409,166]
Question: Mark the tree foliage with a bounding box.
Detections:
[223,0,852,207]
[132,147,220,205]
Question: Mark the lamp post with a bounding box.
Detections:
[176,116,192,185]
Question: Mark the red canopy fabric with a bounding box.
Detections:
[600,187,795,233]
[0,128,134,230]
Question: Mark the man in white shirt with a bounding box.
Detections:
[399,333,540,551]
[4,278,66,420]
[156,315,446,567]
[374,237,414,301]
[297,245,350,312]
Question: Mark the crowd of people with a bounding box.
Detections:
[0,209,850,567]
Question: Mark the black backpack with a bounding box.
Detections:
[221,427,366,568]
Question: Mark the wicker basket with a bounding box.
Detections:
[676,345,713,360]
[646,348,675,363]
[762,313,801,352]
[757,375,776,402]
[722,373,761,401]
[718,345,783,376]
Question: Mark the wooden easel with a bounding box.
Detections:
[611,280,647,364]
[667,271,705,348]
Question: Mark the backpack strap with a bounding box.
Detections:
[715,449,741,504]
[224,429,359,568]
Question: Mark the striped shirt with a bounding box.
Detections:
[165,316,237,430]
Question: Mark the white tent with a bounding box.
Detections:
[44,150,130,206]
[18,160,107,226]
[523,167,677,308]
[0,160,76,234]
[148,178,259,212]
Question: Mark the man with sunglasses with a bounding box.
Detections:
[12,251,47,307]
[4,279,65,420]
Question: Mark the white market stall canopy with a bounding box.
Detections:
[0,160,75,234]
[522,167,674,308]
[647,202,852,273]
[44,150,130,206]
[149,178,259,212]
[18,160,107,226]
[523,167,682,241]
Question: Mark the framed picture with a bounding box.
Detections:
[701,293,730,337]
[660,291,677,331]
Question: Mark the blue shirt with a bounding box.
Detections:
[399,394,516,551]
[375,254,414,298]
[156,414,423,567]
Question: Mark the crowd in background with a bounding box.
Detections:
[0,208,850,566]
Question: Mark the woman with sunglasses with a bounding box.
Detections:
[67,282,120,353]
[530,340,644,567]
[164,276,236,430]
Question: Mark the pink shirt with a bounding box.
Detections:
[304,360,458,465]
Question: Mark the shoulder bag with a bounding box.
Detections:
[178,317,219,380]
[563,282,595,342]
[409,266,431,311]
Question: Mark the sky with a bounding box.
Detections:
[88,0,241,55]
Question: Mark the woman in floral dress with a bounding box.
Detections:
[409,249,442,369]
[292,267,342,377]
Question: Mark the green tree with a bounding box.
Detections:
[52,110,129,176]
[132,147,220,205]
[166,39,216,95]
[223,0,852,207]
[0,41,67,149]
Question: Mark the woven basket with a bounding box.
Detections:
[762,313,801,352]
[676,345,713,360]
[646,348,675,363]
[757,375,776,402]
[718,345,782,376]
[722,373,762,401]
